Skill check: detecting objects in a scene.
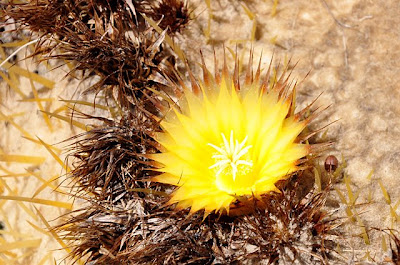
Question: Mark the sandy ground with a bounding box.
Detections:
[1,0,400,264]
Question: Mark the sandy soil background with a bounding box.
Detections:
[1,0,400,264]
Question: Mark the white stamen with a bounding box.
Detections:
[208,131,253,180]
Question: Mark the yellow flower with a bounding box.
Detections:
[150,53,311,215]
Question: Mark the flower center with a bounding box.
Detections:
[208,131,253,193]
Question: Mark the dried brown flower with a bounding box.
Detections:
[66,110,159,202]
[139,0,190,34]
[5,0,190,108]
[57,176,341,264]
